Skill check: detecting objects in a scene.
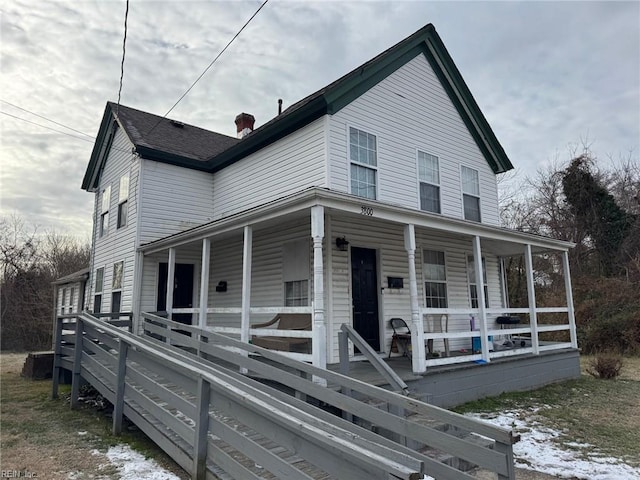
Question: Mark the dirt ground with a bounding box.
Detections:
[5,353,636,479]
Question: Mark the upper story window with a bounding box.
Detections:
[100,186,111,237]
[418,151,440,213]
[461,166,481,222]
[94,267,104,314]
[467,255,489,308]
[349,127,377,200]
[117,174,129,229]
[423,249,447,308]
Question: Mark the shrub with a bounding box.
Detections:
[586,352,624,379]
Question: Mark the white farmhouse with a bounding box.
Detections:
[78,24,579,396]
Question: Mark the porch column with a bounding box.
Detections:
[241,226,252,345]
[404,224,426,374]
[166,247,176,320]
[524,244,540,354]
[199,238,211,329]
[132,250,144,334]
[311,206,327,376]
[472,236,490,362]
[562,251,578,348]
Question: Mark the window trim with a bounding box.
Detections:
[348,125,379,200]
[94,267,104,314]
[460,165,481,222]
[466,255,489,309]
[422,249,448,308]
[99,185,111,237]
[416,149,442,214]
[111,261,124,314]
[117,174,129,229]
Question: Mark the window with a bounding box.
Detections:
[461,166,481,222]
[349,127,377,199]
[69,287,75,313]
[112,261,124,313]
[100,185,111,237]
[467,256,489,308]
[283,239,309,307]
[117,175,129,229]
[285,280,309,306]
[423,250,447,308]
[94,267,104,313]
[418,151,441,213]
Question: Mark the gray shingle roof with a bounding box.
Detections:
[109,102,239,162]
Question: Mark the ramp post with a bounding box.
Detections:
[194,376,211,480]
[112,339,129,435]
[51,316,63,399]
[70,317,84,409]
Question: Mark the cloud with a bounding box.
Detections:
[1,0,638,240]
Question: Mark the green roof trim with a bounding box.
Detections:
[83,23,513,190]
[204,23,513,174]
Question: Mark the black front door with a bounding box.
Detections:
[157,263,194,325]
[351,247,380,351]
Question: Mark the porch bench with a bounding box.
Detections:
[251,313,311,353]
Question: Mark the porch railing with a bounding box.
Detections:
[418,306,576,369]
[142,307,314,364]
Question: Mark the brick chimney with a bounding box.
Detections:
[235,113,255,139]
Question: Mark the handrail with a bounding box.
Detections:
[59,313,428,480]
[140,313,518,446]
[338,324,409,395]
[139,313,518,478]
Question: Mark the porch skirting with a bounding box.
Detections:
[411,349,580,408]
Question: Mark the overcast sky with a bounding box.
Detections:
[1,0,638,239]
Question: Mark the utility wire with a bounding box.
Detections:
[1,99,93,138]
[146,0,269,135]
[1,109,131,154]
[0,111,96,144]
[116,0,130,115]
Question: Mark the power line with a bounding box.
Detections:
[0,111,96,144]
[0,99,93,137]
[146,0,269,135]
[117,0,130,115]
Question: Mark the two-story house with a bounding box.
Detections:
[79,24,578,382]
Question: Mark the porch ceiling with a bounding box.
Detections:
[139,187,574,255]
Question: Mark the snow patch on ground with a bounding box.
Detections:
[468,408,640,479]
[100,444,181,480]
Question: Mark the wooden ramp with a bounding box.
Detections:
[52,313,519,480]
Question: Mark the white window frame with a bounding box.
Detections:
[460,165,481,222]
[117,174,129,229]
[94,267,104,314]
[282,239,310,307]
[99,185,111,237]
[417,150,441,214]
[348,126,378,200]
[422,249,448,308]
[467,255,489,308]
[111,261,124,314]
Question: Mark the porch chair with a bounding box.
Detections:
[426,314,449,357]
[389,318,411,358]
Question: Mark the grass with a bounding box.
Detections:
[0,353,187,479]
[453,355,640,467]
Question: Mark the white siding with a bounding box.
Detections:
[89,127,139,314]
[326,217,505,363]
[328,53,501,225]
[212,118,326,219]
[139,161,214,244]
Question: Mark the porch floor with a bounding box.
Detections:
[327,347,581,407]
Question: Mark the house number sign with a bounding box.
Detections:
[360,206,374,216]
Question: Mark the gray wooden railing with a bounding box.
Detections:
[52,312,518,480]
[338,323,409,395]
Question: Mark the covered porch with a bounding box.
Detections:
[132,187,578,378]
